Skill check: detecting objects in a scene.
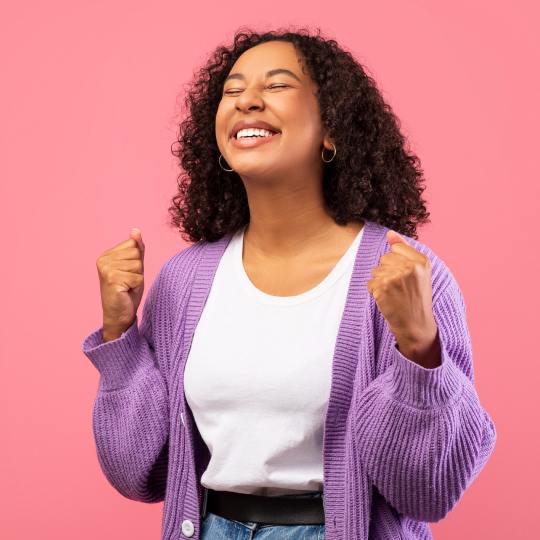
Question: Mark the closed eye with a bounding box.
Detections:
[264,84,291,90]
[223,84,292,96]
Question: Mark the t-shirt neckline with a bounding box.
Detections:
[232,225,365,307]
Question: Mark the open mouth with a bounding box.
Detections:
[235,128,278,140]
[230,130,280,149]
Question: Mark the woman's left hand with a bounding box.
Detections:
[366,230,442,369]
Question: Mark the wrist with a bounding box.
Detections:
[394,321,441,369]
[102,320,133,343]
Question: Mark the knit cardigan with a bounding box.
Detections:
[82,220,497,540]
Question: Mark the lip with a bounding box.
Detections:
[230,119,281,139]
[230,131,280,149]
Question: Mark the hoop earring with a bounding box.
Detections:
[219,155,233,172]
[322,143,337,163]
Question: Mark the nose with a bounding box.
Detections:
[235,88,265,113]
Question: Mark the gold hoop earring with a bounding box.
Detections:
[322,143,336,163]
[219,155,233,172]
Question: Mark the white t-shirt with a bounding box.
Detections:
[184,224,364,496]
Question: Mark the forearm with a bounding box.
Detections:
[356,343,496,522]
[83,317,170,502]
[93,369,170,502]
[357,278,496,521]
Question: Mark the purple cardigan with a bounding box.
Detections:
[82,220,496,540]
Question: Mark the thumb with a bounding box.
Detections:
[129,228,145,263]
[387,229,412,247]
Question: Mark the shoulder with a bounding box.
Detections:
[152,233,234,294]
[159,240,209,280]
[364,220,461,303]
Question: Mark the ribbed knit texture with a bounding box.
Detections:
[82,220,496,540]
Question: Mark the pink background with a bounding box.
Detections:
[1,1,538,538]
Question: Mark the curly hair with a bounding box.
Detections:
[169,27,430,243]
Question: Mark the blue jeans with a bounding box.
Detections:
[200,491,325,540]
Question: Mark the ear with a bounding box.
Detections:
[322,135,335,151]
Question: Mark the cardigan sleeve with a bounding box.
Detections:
[354,274,497,522]
[81,273,169,503]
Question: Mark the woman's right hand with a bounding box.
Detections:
[96,229,145,343]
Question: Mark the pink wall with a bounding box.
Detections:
[1,1,538,538]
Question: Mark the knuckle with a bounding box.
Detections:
[97,261,108,277]
[405,260,416,273]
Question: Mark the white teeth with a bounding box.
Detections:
[236,128,276,139]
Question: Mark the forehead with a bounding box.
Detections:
[229,41,306,79]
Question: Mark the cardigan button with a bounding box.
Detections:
[182,519,194,537]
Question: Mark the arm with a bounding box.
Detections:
[82,274,169,503]
[355,276,497,522]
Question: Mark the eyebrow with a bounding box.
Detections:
[224,68,301,84]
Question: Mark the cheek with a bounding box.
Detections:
[215,100,232,139]
[280,94,323,141]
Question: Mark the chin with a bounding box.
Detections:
[229,159,278,180]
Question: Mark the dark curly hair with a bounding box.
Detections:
[169,27,430,242]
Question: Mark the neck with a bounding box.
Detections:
[240,172,354,259]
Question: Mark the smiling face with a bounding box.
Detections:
[216,41,332,182]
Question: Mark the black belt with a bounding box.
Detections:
[204,488,325,525]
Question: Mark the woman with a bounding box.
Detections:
[82,28,496,540]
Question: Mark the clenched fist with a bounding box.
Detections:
[96,229,145,343]
[367,230,441,369]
